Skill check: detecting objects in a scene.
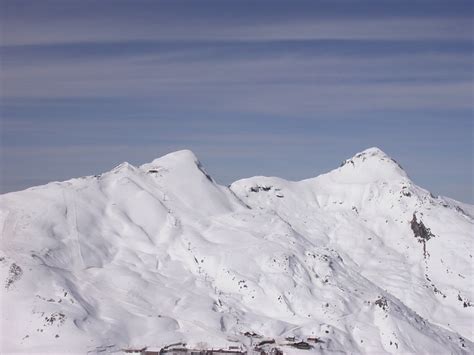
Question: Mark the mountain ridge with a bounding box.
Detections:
[1,147,472,354]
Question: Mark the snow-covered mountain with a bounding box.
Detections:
[1,147,472,354]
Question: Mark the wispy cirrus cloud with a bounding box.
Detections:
[2,0,472,45]
[1,0,472,202]
[2,41,472,115]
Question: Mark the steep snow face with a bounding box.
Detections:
[139,149,243,216]
[1,148,472,354]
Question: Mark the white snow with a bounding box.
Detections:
[0,147,472,354]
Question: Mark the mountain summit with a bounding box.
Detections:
[334,147,409,183]
[1,148,472,354]
[141,149,201,172]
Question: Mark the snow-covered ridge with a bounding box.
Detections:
[1,147,472,354]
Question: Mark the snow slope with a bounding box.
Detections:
[0,148,472,354]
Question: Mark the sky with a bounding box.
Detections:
[0,0,473,203]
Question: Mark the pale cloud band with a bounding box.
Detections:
[1,0,472,202]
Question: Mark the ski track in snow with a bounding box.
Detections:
[0,147,472,354]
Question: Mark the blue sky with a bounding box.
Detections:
[1,0,473,202]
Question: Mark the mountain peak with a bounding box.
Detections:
[140,149,216,185]
[348,147,395,162]
[147,149,199,167]
[356,146,388,157]
[139,149,204,174]
[334,147,408,182]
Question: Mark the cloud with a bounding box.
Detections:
[2,40,472,115]
[1,0,472,45]
[3,17,472,46]
[1,0,472,202]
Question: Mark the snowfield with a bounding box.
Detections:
[0,147,472,354]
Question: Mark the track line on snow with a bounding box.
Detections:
[63,189,85,269]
